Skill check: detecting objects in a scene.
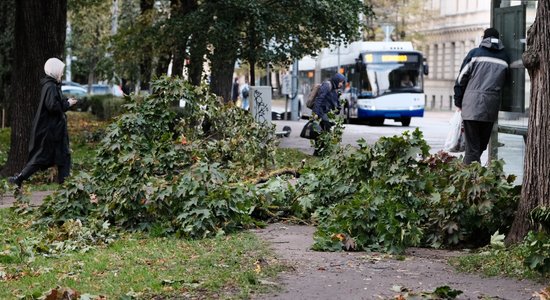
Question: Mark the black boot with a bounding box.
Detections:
[7,174,22,187]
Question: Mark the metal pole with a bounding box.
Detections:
[291,59,299,120]
[266,63,271,86]
[337,43,341,73]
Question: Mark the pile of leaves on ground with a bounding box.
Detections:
[281,129,520,254]
[38,76,279,240]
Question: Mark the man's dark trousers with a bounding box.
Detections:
[463,120,494,164]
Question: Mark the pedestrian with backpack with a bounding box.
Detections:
[311,72,346,156]
[240,79,250,110]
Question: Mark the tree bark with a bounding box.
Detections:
[249,60,256,86]
[1,0,66,177]
[0,0,15,124]
[506,1,550,245]
[170,0,198,78]
[188,34,206,85]
[210,46,237,103]
[139,0,154,91]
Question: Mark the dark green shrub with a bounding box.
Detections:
[308,130,519,254]
[88,94,126,120]
[523,231,550,274]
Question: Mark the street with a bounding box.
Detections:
[272,109,525,184]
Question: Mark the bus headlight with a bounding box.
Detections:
[409,105,423,110]
[358,100,375,110]
[359,104,376,110]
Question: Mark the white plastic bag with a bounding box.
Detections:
[444,111,465,152]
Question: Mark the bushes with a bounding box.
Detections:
[38,76,278,239]
[302,130,519,254]
[88,94,126,120]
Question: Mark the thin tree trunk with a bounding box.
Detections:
[1,0,66,177]
[250,60,256,86]
[506,1,550,245]
[275,70,281,97]
[155,53,171,77]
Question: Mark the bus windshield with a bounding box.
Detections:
[358,53,424,98]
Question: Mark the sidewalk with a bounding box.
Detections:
[0,190,53,208]
[253,224,544,299]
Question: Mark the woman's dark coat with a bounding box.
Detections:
[27,76,71,168]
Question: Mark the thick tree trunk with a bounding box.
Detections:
[506,2,550,245]
[139,0,154,91]
[170,0,198,78]
[0,0,15,124]
[210,50,237,103]
[188,34,206,85]
[1,0,66,177]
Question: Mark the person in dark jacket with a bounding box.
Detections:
[231,77,239,104]
[454,28,509,164]
[8,58,78,187]
[312,72,346,155]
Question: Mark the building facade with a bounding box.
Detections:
[417,1,491,111]
[414,0,538,182]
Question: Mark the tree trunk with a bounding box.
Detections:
[0,0,15,125]
[139,0,154,91]
[170,0,197,78]
[188,34,206,85]
[1,0,66,177]
[210,50,236,103]
[275,70,281,97]
[250,60,256,87]
[155,52,171,77]
[210,60,235,103]
[506,2,550,245]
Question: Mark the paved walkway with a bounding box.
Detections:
[0,190,52,208]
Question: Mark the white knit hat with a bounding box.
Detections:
[44,58,65,82]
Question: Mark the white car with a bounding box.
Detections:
[61,85,87,98]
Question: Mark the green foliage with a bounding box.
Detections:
[0,207,282,299]
[530,206,550,231]
[422,158,519,249]
[88,94,127,120]
[450,242,544,280]
[67,0,114,83]
[0,127,9,166]
[303,130,519,254]
[312,110,346,157]
[523,231,550,274]
[38,76,279,240]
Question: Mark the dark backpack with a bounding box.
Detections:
[242,86,249,98]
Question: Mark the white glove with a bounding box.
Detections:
[68,98,78,106]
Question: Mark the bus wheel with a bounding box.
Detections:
[401,117,411,126]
